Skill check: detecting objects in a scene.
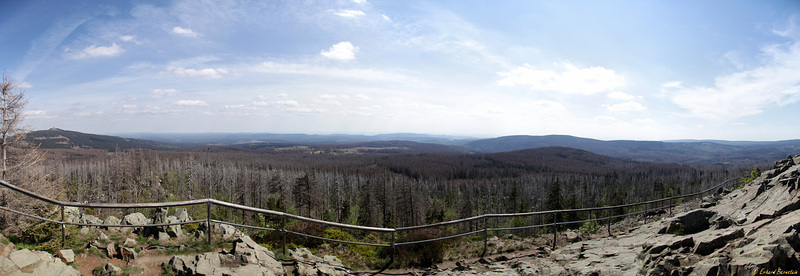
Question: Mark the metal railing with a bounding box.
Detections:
[0,177,738,261]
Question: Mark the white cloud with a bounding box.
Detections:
[252,99,300,107]
[352,0,368,4]
[667,40,800,121]
[607,91,634,100]
[606,101,646,112]
[24,110,56,119]
[150,88,180,98]
[497,62,626,95]
[273,100,299,106]
[164,66,228,79]
[18,82,33,89]
[356,94,371,100]
[171,26,200,37]
[521,100,566,113]
[66,43,125,59]
[174,100,209,106]
[334,9,365,18]
[224,104,247,109]
[321,41,358,61]
[122,105,168,115]
[119,35,142,44]
[253,62,414,83]
[382,15,392,22]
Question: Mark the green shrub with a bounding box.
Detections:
[320,228,356,242]
[739,166,760,188]
[578,216,600,235]
[383,228,451,268]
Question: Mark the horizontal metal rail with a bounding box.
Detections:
[0,204,62,224]
[0,177,738,259]
[394,229,485,246]
[63,219,208,228]
[285,229,392,247]
[212,219,278,232]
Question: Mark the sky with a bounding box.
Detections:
[1,0,799,141]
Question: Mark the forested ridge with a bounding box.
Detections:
[42,146,746,230]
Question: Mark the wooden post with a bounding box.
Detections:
[390,231,396,263]
[60,205,65,248]
[552,213,557,250]
[482,216,488,256]
[644,203,648,224]
[281,214,287,255]
[669,198,673,217]
[205,202,211,245]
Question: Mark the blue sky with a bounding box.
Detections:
[1,0,798,140]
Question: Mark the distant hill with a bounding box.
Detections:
[178,140,469,154]
[463,135,800,164]
[112,132,476,148]
[312,140,470,154]
[26,128,178,151]
[28,129,800,165]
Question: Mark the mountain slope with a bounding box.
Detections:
[464,135,800,164]
[26,128,178,151]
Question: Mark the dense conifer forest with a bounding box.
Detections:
[41,146,745,230]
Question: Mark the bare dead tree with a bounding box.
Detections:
[0,70,53,232]
[0,70,30,180]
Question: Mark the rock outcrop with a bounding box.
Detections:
[164,235,286,275]
[163,235,351,276]
[0,242,79,276]
[430,154,800,275]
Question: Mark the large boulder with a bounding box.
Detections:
[120,247,138,261]
[692,228,744,255]
[289,247,349,276]
[104,215,121,232]
[95,263,122,276]
[63,206,80,223]
[79,213,104,229]
[659,209,717,235]
[56,249,74,264]
[153,207,169,233]
[122,212,150,233]
[166,216,182,237]
[175,207,191,222]
[0,248,79,276]
[232,235,285,276]
[164,234,286,275]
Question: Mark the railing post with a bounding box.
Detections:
[60,205,65,248]
[669,198,672,217]
[206,201,211,245]
[552,212,557,250]
[607,209,612,236]
[482,216,488,257]
[281,214,287,255]
[644,202,648,224]
[390,231,396,263]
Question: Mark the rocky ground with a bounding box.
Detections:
[1,154,798,275]
[426,154,800,275]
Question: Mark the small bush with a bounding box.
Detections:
[384,228,451,268]
[578,216,600,235]
[739,166,760,188]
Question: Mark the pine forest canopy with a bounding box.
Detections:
[46,142,746,230]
